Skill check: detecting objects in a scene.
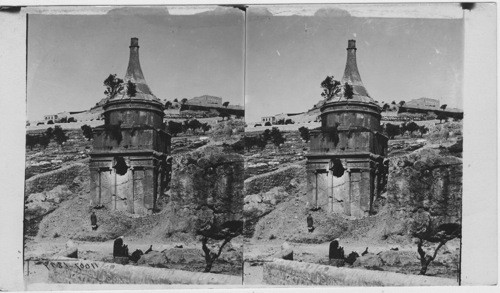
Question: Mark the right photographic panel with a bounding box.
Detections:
[243,4,464,286]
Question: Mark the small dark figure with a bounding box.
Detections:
[345,251,359,265]
[113,236,129,257]
[329,239,345,259]
[90,212,98,230]
[306,214,315,233]
[129,249,143,262]
[361,247,369,256]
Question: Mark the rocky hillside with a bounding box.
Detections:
[243,121,463,245]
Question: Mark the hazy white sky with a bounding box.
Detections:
[27,5,464,122]
[27,7,245,120]
[245,7,464,122]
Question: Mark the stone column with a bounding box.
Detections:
[359,169,371,216]
[113,170,117,211]
[344,170,351,216]
[98,170,102,205]
[128,167,135,214]
[328,171,333,213]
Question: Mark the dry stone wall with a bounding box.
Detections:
[46,259,241,285]
[263,259,457,286]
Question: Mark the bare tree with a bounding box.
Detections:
[411,209,461,275]
[197,220,243,273]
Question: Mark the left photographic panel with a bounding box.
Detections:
[24,6,245,287]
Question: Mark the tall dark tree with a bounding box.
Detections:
[104,74,124,99]
[173,98,178,103]
[45,127,54,140]
[320,76,341,100]
[165,101,172,109]
[167,121,183,137]
[81,124,93,141]
[440,104,447,110]
[126,80,137,97]
[399,100,406,107]
[53,126,68,146]
[223,101,229,108]
[344,83,354,100]
[405,121,420,136]
[181,98,188,104]
[262,129,272,142]
[298,126,310,142]
[385,123,401,139]
[270,127,286,148]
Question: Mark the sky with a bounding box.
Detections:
[245,7,464,122]
[27,7,245,121]
[27,6,464,122]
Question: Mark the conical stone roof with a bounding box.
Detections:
[111,38,160,102]
[329,40,376,104]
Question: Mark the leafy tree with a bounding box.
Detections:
[67,117,76,123]
[38,134,51,148]
[419,125,429,137]
[59,117,68,123]
[165,101,172,109]
[440,104,447,110]
[126,80,137,97]
[405,121,420,136]
[181,98,188,104]
[298,126,310,142]
[47,120,54,125]
[197,220,243,273]
[45,127,54,140]
[167,121,183,137]
[344,82,354,100]
[26,134,36,150]
[391,101,396,105]
[188,119,202,134]
[275,119,285,125]
[173,98,178,103]
[320,76,342,100]
[399,100,406,107]
[201,123,211,134]
[382,104,390,112]
[385,123,400,139]
[270,127,286,148]
[264,122,272,126]
[103,74,124,98]
[284,119,294,125]
[223,101,229,108]
[81,124,93,141]
[262,129,272,142]
[256,135,267,150]
[53,126,67,146]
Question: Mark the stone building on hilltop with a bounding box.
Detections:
[89,38,172,215]
[306,40,388,218]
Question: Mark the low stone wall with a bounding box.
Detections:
[263,259,457,286]
[46,259,241,285]
[244,164,305,195]
[25,162,89,195]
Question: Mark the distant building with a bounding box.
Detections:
[261,116,276,123]
[405,97,440,109]
[187,95,223,107]
[44,114,58,121]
